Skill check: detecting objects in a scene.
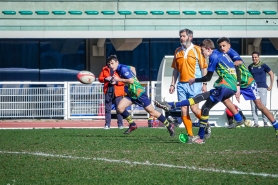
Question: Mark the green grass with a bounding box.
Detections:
[0,127,277,185]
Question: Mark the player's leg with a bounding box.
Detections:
[145,104,175,137]
[117,97,137,134]
[154,91,210,111]
[253,99,278,131]
[104,93,113,129]
[193,98,218,144]
[241,83,278,137]
[222,99,245,128]
[250,97,259,127]
[187,83,206,140]
[258,88,268,126]
[178,83,194,137]
[114,96,124,129]
[141,93,175,137]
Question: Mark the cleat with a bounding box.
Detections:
[253,124,259,128]
[186,136,194,144]
[124,124,137,134]
[204,123,211,139]
[153,100,172,112]
[167,116,180,127]
[227,119,244,129]
[192,138,205,144]
[104,125,110,130]
[167,124,175,137]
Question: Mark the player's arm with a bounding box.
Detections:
[130,66,137,76]
[194,71,213,83]
[116,77,134,84]
[267,70,274,90]
[171,69,179,86]
[227,49,243,66]
[113,67,134,84]
[235,66,241,102]
[169,55,178,93]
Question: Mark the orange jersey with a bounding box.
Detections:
[171,44,207,82]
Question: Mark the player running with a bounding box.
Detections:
[217,37,278,137]
[107,55,175,136]
[154,39,245,144]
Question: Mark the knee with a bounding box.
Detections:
[116,107,124,114]
[201,106,210,116]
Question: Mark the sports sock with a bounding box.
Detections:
[233,112,243,122]
[198,115,209,139]
[182,115,193,136]
[272,120,278,129]
[121,110,135,125]
[157,114,170,127]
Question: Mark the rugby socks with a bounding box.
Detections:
[121,110,136,126]
[272,120,278,129]
[233,112,243,122]
[198,115,209,139]
[157,114,171,127]
[168,98,195,108]
[182,115,193,137]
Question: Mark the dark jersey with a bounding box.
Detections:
[226,48,255,88]
[208,50,237,91]
[115,64,145,99]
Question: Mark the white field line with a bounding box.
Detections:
[1,150,278,178]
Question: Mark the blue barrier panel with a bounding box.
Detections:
[40,69,79,81]
[0,68,39,81]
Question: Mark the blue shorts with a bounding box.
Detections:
[177,82,202,101]
[241,82,260,100]
[209,87,236,103]
[125,92,151,108]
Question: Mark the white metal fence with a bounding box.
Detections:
[0,81,150,119]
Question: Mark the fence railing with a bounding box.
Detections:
[0,81,150,119]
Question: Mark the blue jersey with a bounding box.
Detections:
[115,64,145,99]
[226,48,255,88]
[208,50,237,91]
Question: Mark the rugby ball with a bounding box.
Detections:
[77,71,95,84]
[244,120,252,127]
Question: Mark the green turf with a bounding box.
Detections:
[0,127,277,185]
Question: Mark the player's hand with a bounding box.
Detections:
[202,85,207,93]
[105,76,112,81]
[112,76,120,82]
[188,78,196,85]
[267,86,272,91]
[169,86,175,94]
[234,60,242,66]
[110,80,116,85]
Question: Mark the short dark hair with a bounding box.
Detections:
[217,37,230,44]
[106,55,118,64]
[200,39,215,49]
[252,51,260,56]
[179,28,193,37]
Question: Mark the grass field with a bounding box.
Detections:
[0,127,278,185]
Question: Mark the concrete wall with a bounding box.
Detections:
[0,1,277,38]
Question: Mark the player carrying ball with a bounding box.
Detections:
[107,55,175,136]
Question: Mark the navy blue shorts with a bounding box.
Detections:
[209,87,236,103]
[125,92,151,108]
